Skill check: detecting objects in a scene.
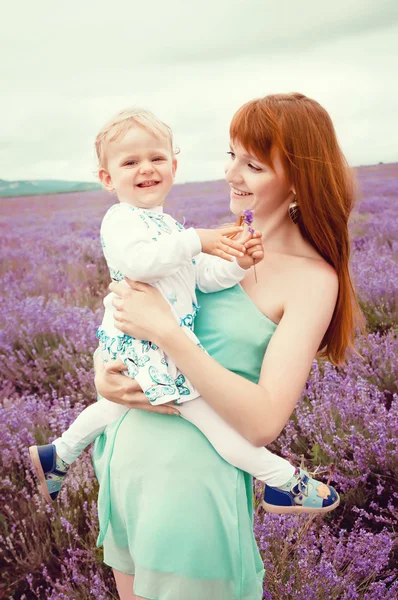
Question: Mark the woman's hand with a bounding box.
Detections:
[109,278,178,345]
[94,355,180,416]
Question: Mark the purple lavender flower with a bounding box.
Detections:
[242,209,257,280]
[242,208,255,233]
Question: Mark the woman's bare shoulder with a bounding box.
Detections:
[262,248,338,321]
[285,248,338,292]
[282,251,339,324]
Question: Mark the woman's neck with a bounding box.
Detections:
[253,209,304,256]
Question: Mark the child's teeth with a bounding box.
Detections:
[141,181,156,187]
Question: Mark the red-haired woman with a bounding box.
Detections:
[93,93,365,600]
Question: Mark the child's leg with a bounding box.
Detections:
[178,397,295,485]
[179,397,340,514]
[53,397,128,465]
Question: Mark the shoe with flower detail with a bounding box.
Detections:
[262,467,340,514]
[29,444,70,503]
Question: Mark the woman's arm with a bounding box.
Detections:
[111,265,338,446]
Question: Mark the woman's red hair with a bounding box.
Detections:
[230,93,366,366]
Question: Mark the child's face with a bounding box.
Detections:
[99,125,177,210]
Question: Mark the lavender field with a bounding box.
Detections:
[0,164,397,599]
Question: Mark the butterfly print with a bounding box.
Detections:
[123,348,150,378]
[145,366,177,403]
[175,373,191,396]
[141,340,159,353]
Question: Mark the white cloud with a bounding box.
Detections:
[1,0,397,183]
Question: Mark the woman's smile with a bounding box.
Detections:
[230,185,253,197]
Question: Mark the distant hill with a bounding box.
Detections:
[0,179,101,198]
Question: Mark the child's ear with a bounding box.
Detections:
[99,168,114,192]
[172,157,177,180]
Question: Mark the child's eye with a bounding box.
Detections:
[124,161,136,166]
[226,151,235,159]
[152,157,165,162]
[248,163,262,172]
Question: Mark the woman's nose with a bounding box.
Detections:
[225,161,242,184]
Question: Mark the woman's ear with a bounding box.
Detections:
[99,168,114,192]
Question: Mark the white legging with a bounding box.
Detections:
[54,394,294,487]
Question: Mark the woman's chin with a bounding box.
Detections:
[229,198,241,216]
[229,197,251,216]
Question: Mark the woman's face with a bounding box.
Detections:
[224,140,294,218]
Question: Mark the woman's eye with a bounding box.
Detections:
[248,163,262,172]
[226,151,235,159]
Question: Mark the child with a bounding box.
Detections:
[29,108,339,515]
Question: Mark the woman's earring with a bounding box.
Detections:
[288,196,300,224]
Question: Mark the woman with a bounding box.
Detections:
[93,93,365,600]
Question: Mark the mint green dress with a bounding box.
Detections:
[92,284,278,600]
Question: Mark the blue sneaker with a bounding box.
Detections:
[29,444,70,503]
[262,467,340,514]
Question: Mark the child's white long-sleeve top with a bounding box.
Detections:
[97,202,246,405]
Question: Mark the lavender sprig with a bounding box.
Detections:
[242,209,257,282]
[242,209,254,234]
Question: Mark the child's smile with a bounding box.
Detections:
[136,180,160,188]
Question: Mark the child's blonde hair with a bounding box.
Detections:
[95,107,175,169]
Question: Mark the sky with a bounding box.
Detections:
[1,0,398,184]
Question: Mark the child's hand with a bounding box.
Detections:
[236,231,264,270]
[196,226,246,261]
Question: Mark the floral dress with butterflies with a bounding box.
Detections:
[96,202,246,406]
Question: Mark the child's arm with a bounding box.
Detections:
[101,204,244,283]
[194,231,264,293]
[194,253,247,293]
[101,204,201,282]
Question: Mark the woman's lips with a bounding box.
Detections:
[230,186,252,197]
